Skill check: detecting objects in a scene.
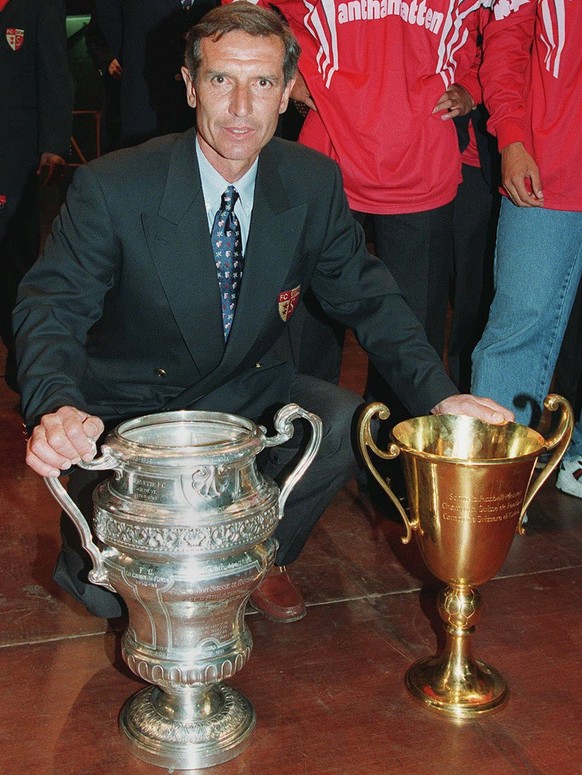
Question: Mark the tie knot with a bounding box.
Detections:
[221,185,239,213]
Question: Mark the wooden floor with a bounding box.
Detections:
[1,332,582,775]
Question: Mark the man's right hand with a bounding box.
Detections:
[501,142,544,207]
[26,407,104,477]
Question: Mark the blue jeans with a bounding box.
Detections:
[471,199,582,460]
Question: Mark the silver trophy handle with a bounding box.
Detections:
[262,403,323,517]
[43,450,120,592]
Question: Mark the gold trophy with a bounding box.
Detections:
[358,394,573,718]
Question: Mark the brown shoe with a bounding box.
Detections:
[249,565,306,623]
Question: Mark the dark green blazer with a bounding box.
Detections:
[14,129,456,426]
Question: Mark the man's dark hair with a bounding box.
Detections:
[184,2,300,86]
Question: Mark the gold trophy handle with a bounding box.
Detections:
[357,402,417,544]
[518,393,574,533]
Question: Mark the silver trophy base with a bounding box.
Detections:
[119,684,256,770]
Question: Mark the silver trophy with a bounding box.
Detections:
[46,405,322,770]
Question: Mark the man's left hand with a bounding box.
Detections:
[37,153,66,185]
[431,395,514,424]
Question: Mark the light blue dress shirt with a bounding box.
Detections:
[195,137,257,253]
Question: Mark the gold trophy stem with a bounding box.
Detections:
[405,585,509,717]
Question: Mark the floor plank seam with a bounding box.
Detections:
[0,629,109,650]
[307,587,422,607]
[494,562,582,581]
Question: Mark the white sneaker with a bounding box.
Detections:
[556,458,582,499]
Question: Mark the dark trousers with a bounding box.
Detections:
[358,204,453,440]
[287,205,454,402]
[268,374,362,564]
[54,372,363,617]
[362,204,453,358]
[555,278,582,422]
[448,164,499,392]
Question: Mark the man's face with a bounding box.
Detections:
[182,31,294,181]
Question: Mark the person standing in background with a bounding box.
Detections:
[94,0,218,147]
[0,0,72,391]
[227,0,492,408]
[85,7,122,152]
[472,0,582,499]
[448,97,500,389]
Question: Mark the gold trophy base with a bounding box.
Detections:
[404,586,509,718]
[405,653,509,718]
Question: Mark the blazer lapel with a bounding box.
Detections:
[143,129,225,378]
[224,143,308,362]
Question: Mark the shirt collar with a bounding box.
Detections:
[196,136,258,223]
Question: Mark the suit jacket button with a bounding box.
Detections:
[155,368,167,378]
[255,363,261,368]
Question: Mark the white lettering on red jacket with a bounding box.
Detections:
[239,0,491,212]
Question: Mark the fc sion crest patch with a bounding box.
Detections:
[278,285,300,322]
[6,28,24,51]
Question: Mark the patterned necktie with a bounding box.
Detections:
[211,186,244,340]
